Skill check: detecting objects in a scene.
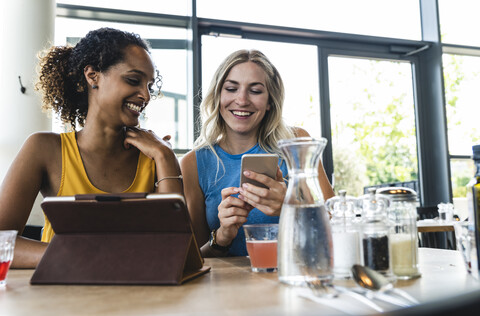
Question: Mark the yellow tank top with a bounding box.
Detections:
[41,132,156,242]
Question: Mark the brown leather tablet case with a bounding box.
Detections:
[31,193,210,285]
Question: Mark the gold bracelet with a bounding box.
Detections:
[154,175,183,187]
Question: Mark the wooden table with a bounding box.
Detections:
[417,219,455,233]
[2,248,480,316]
[417,220,456,249]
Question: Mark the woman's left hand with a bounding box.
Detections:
[237,167,286,217]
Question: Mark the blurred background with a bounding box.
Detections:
[1,0,478,225]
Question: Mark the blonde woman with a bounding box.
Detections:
[181,49,334,257]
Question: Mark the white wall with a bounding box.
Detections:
[0,0,56,226]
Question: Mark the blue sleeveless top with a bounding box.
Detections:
[196,144,288,256]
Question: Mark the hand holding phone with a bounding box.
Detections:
[240,154,278,189]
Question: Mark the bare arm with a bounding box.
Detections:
[124,128,183,194]
[0,133,61,268]
[180,151,211,255]
[180,151,251,257]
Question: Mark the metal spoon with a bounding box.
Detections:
[351,264,420,305]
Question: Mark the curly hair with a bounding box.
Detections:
[194,49,295,155]
[35,27,161,128]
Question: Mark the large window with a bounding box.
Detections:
[197,0,421,40]
[439,0,480,46]
[443,55,480,156]
[53,17,192,150]
[437,0,480,215]
[443,54,480,198]
[57,0,190,16]
[329,57,418,196]
[48,1,474,207]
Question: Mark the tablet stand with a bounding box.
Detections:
[31,193,210,285]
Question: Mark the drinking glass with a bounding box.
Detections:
[454,221,479,280]
[0,230,17,286]
[243,224,278,272]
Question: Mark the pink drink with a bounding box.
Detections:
[0,261,12,281]
[246,240,277,269]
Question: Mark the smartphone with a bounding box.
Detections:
[240,154,278,189]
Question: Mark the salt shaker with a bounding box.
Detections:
[326,190,361,279]
[377,187,421,280]
[359,188,393,276]
[438,202,454,222]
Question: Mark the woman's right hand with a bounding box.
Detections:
[215,187,253,247]
[124,127,182,193]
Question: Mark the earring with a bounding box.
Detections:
[92,84,98,89]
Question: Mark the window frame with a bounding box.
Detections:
[55,1,469,207]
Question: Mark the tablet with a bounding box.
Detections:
[31,193,210,285]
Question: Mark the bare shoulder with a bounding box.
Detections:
[26,131,61,144]
[21,132,61,165]
[292,126,310,137]
[24,132,61,153]
[180,150,201,195]
[180,150,197,172]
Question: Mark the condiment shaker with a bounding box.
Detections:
[377,187,421,280]
[359,188,393,277]
[326,190,361,279]
[438,202,454,222]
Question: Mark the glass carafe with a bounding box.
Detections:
[277,137,333,286]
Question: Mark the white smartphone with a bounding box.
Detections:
[240,154,278,189]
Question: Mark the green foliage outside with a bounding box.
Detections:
[331,54,480,198]
[330,59,417,197]
[443,54,480,198]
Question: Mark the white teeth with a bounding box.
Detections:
[126,102,142,112]
[232,111,252,117]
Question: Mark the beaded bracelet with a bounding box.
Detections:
[154,175,183,188]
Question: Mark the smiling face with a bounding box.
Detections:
[89,45,156,128]
[219,61,270,140]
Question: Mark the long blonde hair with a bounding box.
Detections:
[194,49,295,156]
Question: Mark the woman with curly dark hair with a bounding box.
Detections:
[0,28,182,268]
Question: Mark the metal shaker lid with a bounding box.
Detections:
[376,187,417,202]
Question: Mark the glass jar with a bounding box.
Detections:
[277,137,333,287]
[359,188,393,277]
[326,190,361,279]
[437,202,454,222]
[377,187,421,280]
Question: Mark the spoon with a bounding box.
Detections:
[351,264,420,305]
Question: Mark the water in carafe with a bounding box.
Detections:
[277,137,333,286]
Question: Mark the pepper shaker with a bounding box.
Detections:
[359,188,393,277]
